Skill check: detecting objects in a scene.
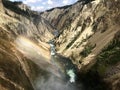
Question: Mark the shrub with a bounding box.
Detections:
[80,44,96,57]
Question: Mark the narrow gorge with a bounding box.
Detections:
[0,0,120,90]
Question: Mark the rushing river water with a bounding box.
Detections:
[49,40,76,83]
[47,40,85,90]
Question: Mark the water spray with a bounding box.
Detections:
[67,69,76,83]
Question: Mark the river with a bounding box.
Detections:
[47,40,85,90]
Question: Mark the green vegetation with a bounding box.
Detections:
[98,46,120,65]
[83,34,120,78]
[94,38,120,76]
[80,44,96,57]
[98,38,120,64]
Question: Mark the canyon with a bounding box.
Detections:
[0,0,120,90]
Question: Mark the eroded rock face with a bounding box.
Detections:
[0,0,53,90]
[41,1,83,31]
[0,24,34,90]
[41,0,120,89]
[42,0,120,70]
[0,0,4,13]
[2,0,54,42]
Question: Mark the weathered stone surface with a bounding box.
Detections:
[41,0,120,89]
[42,0,120,70]
[0,0,4,13]
[0,0,53,90]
